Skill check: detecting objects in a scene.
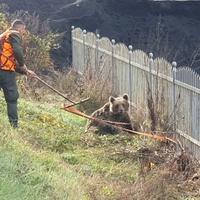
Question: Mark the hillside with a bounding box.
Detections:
[0,95,140,200]
[2,0,200,72]
[0,93,199,200]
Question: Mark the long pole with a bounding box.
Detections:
[35,76,89,105]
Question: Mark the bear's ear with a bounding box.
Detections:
[109,96,115,103]
[103,103,110,112]
[123,94,129,101]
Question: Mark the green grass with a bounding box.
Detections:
[0,98,89,200]
[0,96,198,200]
[0,96,142,200]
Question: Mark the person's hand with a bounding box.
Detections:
[26,69,37,78]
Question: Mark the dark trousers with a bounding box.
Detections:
[0,70,19,127]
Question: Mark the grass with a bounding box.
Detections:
[0,96,199,200]
[0,98,88,200]
[0,96,142,200]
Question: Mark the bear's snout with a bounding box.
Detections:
[118,109,124,113]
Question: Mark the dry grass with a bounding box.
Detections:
[131,142,200,200]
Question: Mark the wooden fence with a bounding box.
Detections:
[72,27,200,159]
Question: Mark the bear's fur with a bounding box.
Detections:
[85,94,133,134]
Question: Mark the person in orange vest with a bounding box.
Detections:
[0,19,36,128]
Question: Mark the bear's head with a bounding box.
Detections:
[109,94,129,114]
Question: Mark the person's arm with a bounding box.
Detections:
[9,33,36,77]
[9,33,27,74]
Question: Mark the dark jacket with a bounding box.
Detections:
[9,31,27,74]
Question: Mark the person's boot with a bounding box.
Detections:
[7,102,18,129]
[9,120,18,129]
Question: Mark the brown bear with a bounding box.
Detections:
[85,94,133,134]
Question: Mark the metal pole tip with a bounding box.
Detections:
[111,39,116,44]
[149,53,153,58]
[172,61,177,68]
[128,45,133,51]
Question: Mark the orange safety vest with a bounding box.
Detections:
[0,29,19,71]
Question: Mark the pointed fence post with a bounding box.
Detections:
[111,39,116,93]
[83,29,87,70]
[71,26,75,70]
[128,45,133,102]
[149,53,153,92]
[95,34,100,71]
[172,61,177,132]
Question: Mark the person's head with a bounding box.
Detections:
[11,19,26,35]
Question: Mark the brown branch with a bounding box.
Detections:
[62,105,177,144]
